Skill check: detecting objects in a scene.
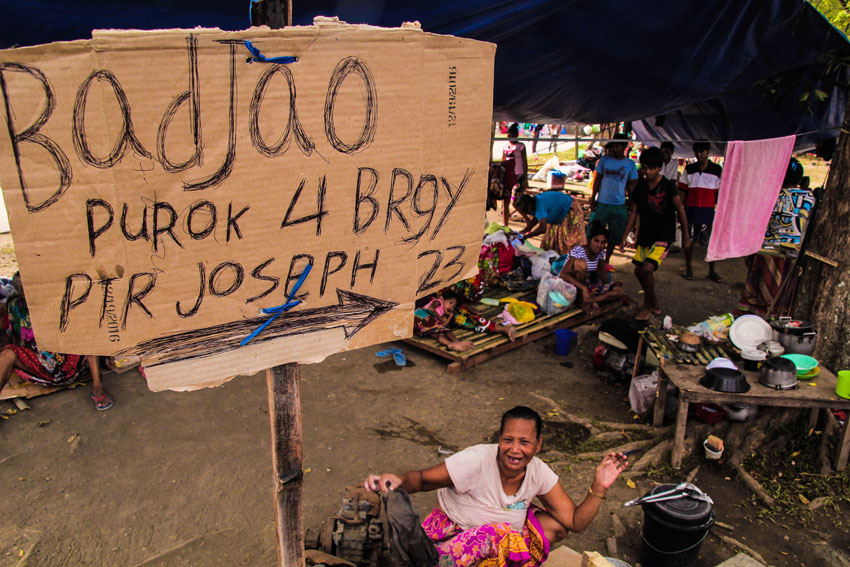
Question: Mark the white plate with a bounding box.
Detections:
[729,315,773,351]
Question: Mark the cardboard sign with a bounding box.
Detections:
[0,22,495,390]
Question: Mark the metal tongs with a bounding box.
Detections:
[624,482,714,507]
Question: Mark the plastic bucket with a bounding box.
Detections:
[640,484,714,567]
[703,439,723,460]
[837,370,850,399]
[555,329,577,355]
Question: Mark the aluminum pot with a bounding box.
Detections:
[759,357,798,390]
[772,319,817,356]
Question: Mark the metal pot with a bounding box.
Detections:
[771,319,817,356]
[759,357,798,390]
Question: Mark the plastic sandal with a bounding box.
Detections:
[91,392,113,411]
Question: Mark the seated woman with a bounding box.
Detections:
[558,223,624,315]
[365,406,627,567]
[414,290,515,352]
[0,272,111,410]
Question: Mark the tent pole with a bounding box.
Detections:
[574,125,580,159]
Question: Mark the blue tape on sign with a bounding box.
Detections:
[240,264,312,346]
[244,40,298,64]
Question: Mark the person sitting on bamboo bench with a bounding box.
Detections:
[413,290,515,352]
[365,406,628,567]
[558,222,625,315]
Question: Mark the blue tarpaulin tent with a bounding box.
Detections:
[0,0,848,151]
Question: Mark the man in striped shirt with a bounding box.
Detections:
[678,141,722,282]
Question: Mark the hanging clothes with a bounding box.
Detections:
[706,135,795,262]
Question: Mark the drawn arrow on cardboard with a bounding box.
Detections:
[119,290,398,366]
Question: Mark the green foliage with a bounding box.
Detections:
[743,415,850,528]
[809,0,850,35]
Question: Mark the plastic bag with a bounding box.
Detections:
[536,274,577,315]
[507,301,535,323]
[532,155,560,181]
[529,250,559,280]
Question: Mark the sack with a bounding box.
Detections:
[385,489,439,567]
[537,274,576,315]
[529,250,559,280]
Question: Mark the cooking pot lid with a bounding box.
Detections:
[642,484,713,524]
[771,319,815,335]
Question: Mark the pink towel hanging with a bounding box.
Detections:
[706,135,796,262]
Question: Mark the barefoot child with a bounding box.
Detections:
[414,291,515,352]
[558,222,624,315]
[623,147,690,321]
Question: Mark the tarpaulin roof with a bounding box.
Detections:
[1,0,848,151]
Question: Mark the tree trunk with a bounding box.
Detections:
[793,96,850,372]
[250,0,292,28]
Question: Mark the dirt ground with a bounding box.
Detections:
[1,223,849,567]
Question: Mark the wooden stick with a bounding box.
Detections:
[713,532,767,565]
[804,249,838,267]
[267,363,304,567]
[129,530,233,567]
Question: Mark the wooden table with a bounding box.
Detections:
[527,179,592,196]
[653,361,850,470]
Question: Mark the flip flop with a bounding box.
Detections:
[681,271,694,280]
[707,273,724,283]
[91,392,113,411]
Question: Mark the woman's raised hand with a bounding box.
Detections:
[594,452,629,490]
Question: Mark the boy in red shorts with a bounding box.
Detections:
[623,147,690,321]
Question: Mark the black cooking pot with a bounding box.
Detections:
[699,368,750,393]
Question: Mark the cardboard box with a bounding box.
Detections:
[0,22,495,390]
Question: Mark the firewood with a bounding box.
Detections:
[610,513,627,539]
[605,536,618,558]
[713,532,767,565]
[685,465,700,483]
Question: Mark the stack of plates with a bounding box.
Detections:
[729,315,773,351]
[781,353,819,379]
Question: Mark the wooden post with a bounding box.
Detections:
[267,363,304,567]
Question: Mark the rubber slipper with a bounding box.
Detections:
[681,271,694,280]
[707,273,723,283]
[91,392,113,411]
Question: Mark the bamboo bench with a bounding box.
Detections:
[404,287,623,373]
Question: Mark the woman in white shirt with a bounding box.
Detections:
[365,406,627,566]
